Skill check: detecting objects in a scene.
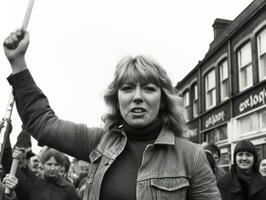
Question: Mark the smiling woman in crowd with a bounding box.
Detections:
[218,140,266,200]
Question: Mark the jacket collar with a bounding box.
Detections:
[95,126,175,160]
[154,128,175,145]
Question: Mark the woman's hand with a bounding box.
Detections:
[3,29,29,74]
[2,174,18,192]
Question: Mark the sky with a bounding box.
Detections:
[0,0,253,153]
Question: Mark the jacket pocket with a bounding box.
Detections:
[151,177,189,200]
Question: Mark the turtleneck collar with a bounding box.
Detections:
[235,165,255,183]
[44,174,60,183]
[121,118,163,141]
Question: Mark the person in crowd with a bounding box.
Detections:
[0,174,18,200]
[3,29,221,200]
[67,161,79,185]
[217,140,266,200]
[204,149,216,174]
[71,159,90,188]
[59,154,72,183]
[27,153,41,176]
[13,147,80,200]
[259,159,266,177]
[76,175,89,199]
[0,119,13,177]
[204,143,226,181]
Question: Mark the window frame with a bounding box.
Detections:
[205,69,216,110]
[183,90,190,121]
[192,84,198,118]
[219,59,229,101]
[237,42,253,91]
[257,28,266,81]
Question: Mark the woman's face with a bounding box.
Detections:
[259,159,266,176]
[236,151,254,170]
[43,157,61,178]
[118,82,161,128]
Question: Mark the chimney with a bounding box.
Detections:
[212,18,232,39]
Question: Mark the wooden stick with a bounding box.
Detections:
[22,0,35,30]
[5,0,35,194]
[0,93,15,163]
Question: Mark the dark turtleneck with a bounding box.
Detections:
[100,118,162,200]
[235,166,254,200]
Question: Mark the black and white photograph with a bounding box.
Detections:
[1,0,266,199]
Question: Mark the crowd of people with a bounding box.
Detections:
[0,120,91,200]
[0,29,266,199]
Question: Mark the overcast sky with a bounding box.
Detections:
[0,0,253,153]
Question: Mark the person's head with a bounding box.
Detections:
[72,160,90,177]
[102,55,186,136]
[28,154,41,175]
[259,159,266,176]
[40,148,65,180]
[204,143,221,163]
[59,154,70,179]
[233,140,258,172]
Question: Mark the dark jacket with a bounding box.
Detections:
[218,166,266,200]
[215,165,226,181]
[7,70,221,200]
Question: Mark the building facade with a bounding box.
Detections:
[176,0,266,170]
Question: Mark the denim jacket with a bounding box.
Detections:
[8,70,221,200]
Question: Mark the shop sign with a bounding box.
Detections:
[233,85,266,116]
[201,103,230,130]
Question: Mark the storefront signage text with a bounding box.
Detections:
[239,88,266,113]
[205,111,225,128]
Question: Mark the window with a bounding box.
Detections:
[238,42,253,91]
[205,69,216,109]
[183,91,190,121]
[192,84,198,117]
[255,144,266,163]
[219,147,231,171]
[239,112,259,135]
[257,28,266,81]
[239,109,266,136]
[219,60,229,100]
[260,109,266,130]
[202,124,228,143]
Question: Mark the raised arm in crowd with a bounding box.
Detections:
[3,29,221,200]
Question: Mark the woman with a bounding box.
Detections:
[3,29,220,200]
[13,147,80,200]
[259,159,266,177]
[217,140,266,200]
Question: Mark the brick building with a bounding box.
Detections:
[176,0,266,170]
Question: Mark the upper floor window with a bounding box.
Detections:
[205,69,216,110]
[257,28,266,81]
[183,91,190,121]
[237,42,253,91]
[219,60,229,101]
[192,84,198,118]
